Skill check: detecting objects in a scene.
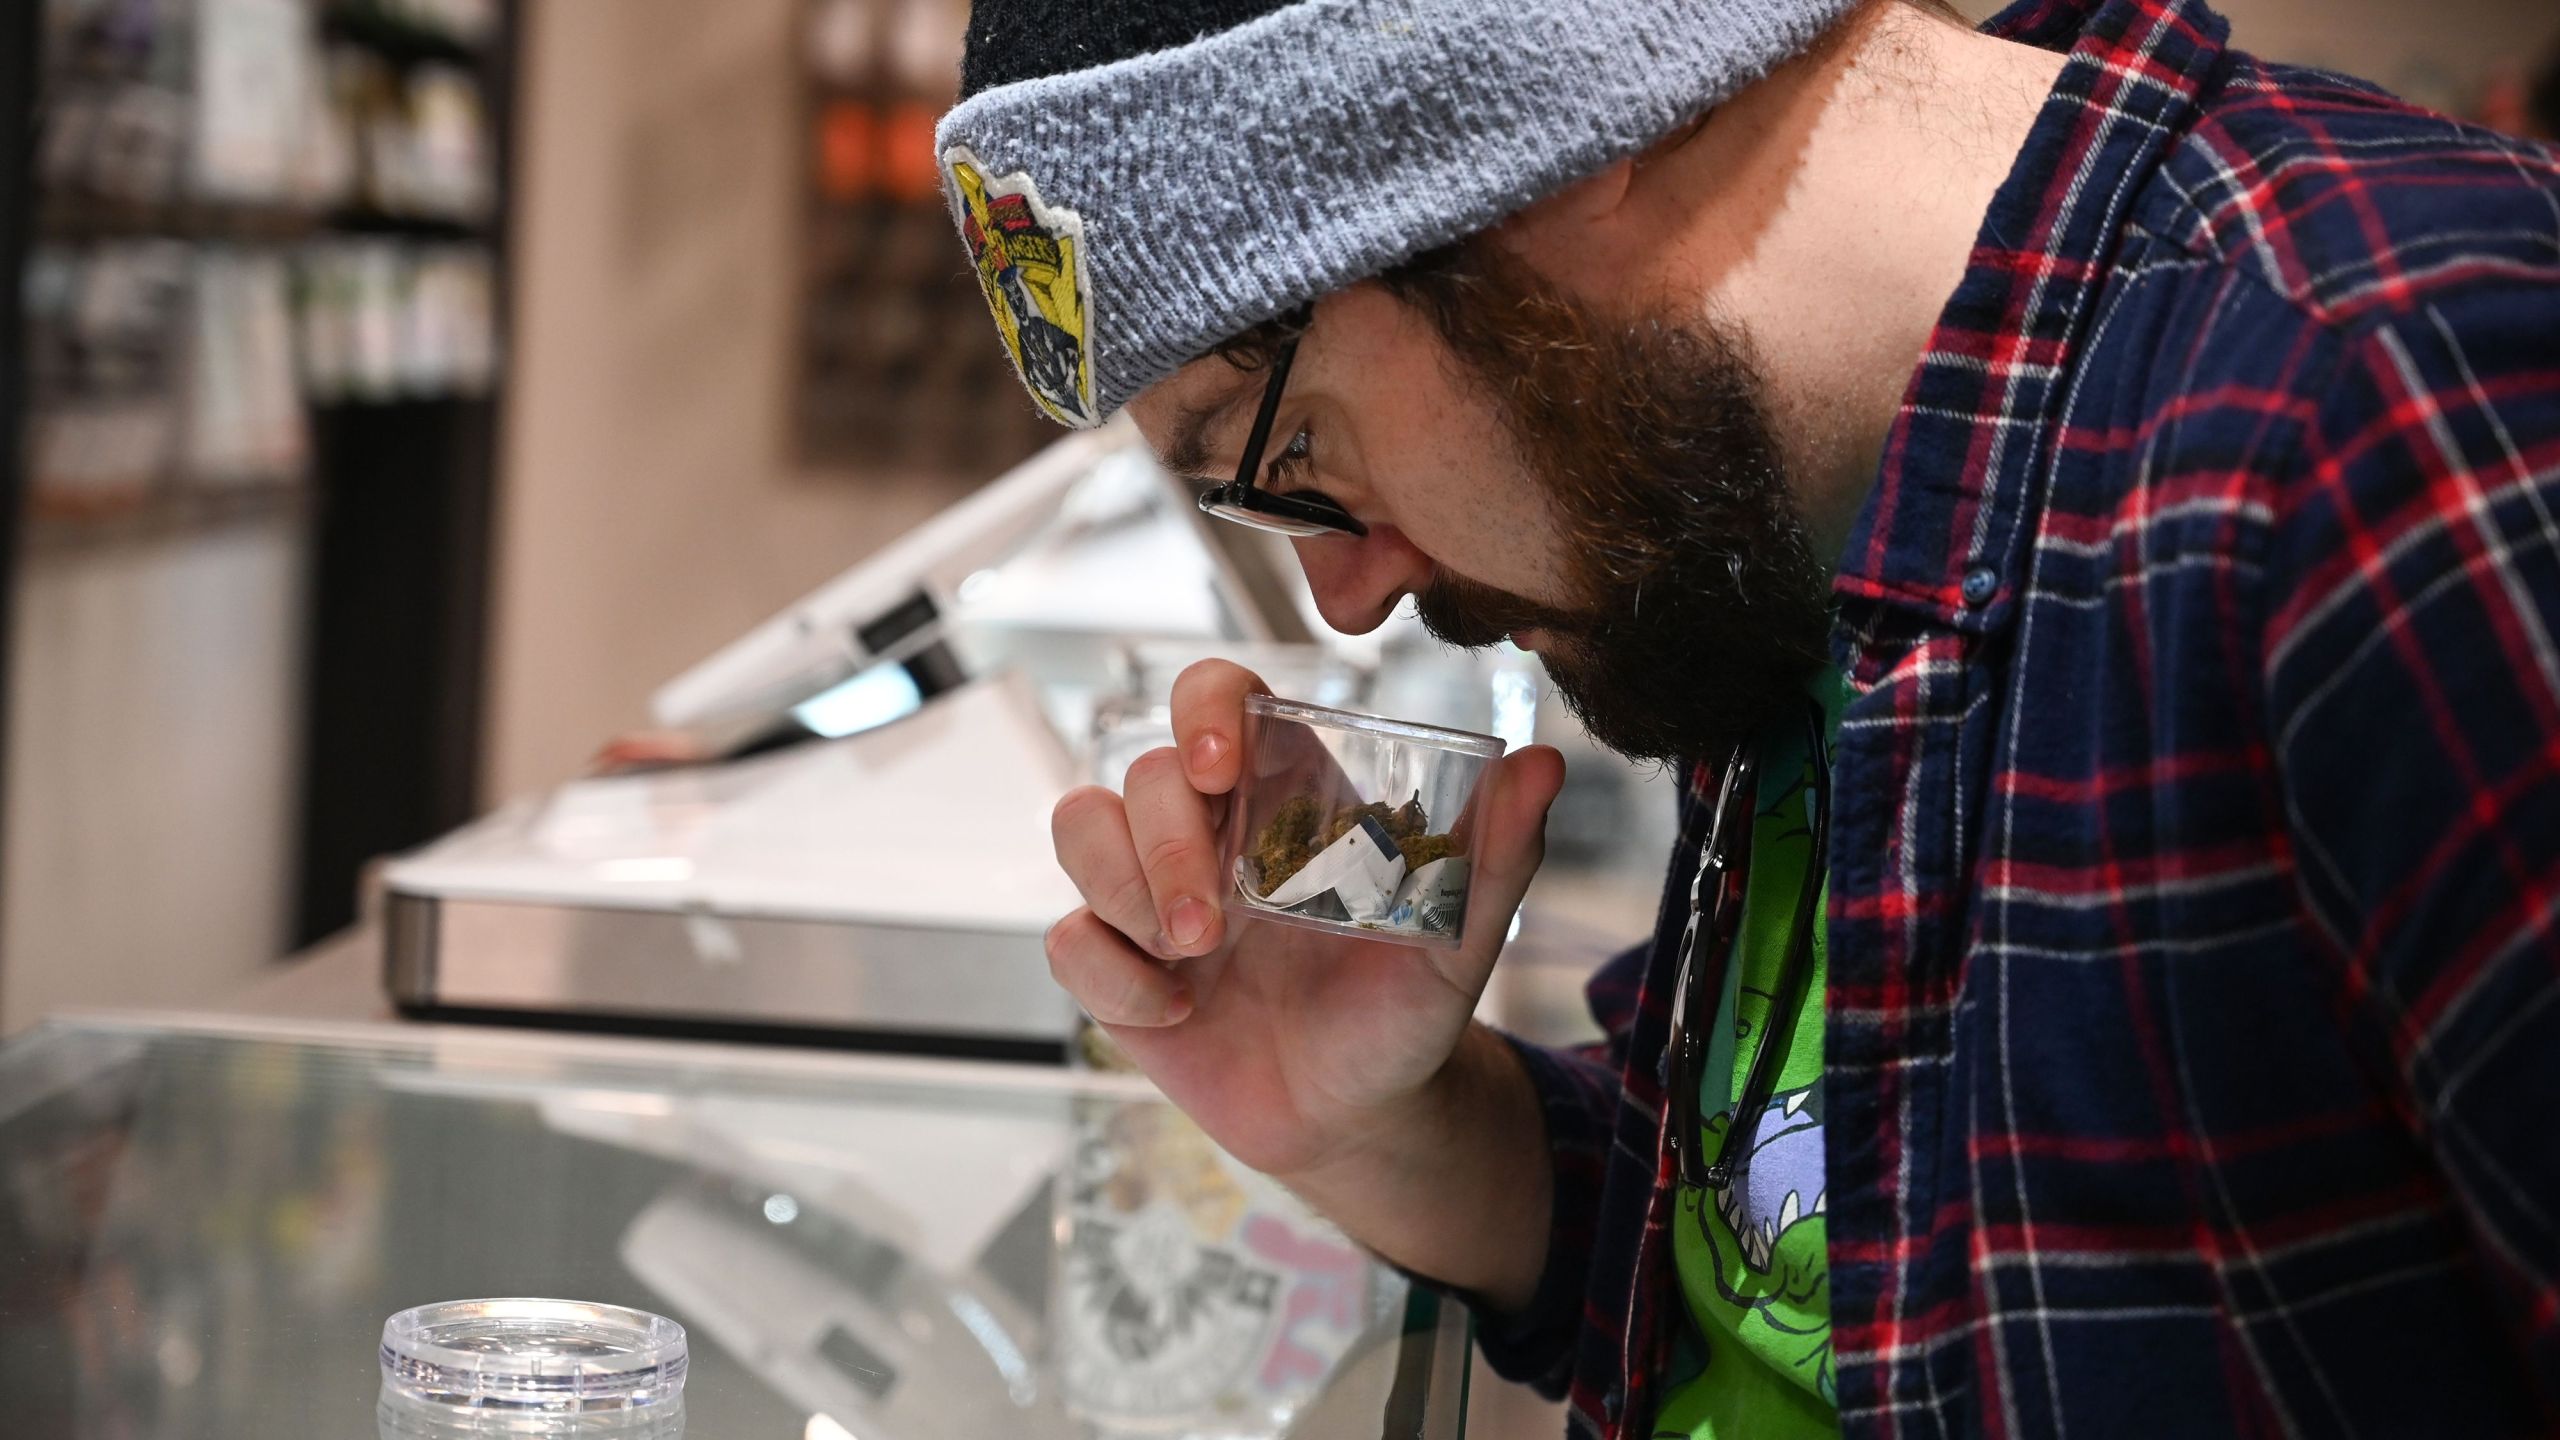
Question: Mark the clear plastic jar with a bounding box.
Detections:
[378,1299,688,1417]
[1219,694,1505,950]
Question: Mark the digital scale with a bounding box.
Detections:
[379,423,1317,1057]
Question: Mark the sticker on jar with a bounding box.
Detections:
[1386,855,1470,935]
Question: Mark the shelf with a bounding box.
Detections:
[310,391,497,412]
[38,197,323,245]
[22,481,314,555]
[320,7,489,67]
[326,208,493,241]
[36,196,493,245]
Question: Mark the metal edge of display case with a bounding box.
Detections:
[379,888,1081,1062]
[385,886,440,1000]
[40,1009,1166,1100]
[24,1010,1475,1436]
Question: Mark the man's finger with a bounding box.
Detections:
[1122,748,1228,958]
[1442,744,1568,990]
[1052,785,1179,957]
[1169,660,1267,796]
[1046,908,1193,1028]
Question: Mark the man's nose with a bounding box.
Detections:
[1292,523,1435,635]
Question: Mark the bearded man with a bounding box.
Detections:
[936,0,2560,1433]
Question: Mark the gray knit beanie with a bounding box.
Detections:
[936,0,1864,428]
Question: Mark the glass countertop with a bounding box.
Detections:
[0,1017,1468,1438]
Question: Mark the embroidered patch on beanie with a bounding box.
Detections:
[946,146,1097,427]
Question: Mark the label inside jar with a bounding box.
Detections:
[1247,813,1407,920]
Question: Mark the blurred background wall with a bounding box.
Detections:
[482,0,978,805]
[3,521,304,1023]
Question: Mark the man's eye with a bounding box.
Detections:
[1264,428,1314,485]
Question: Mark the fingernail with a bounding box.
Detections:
[1168,897,1211,950]
[1164,986,1194,1024]
[1190,732,1229,775]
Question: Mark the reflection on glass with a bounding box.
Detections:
[377,1387,686,1439]
[1055,1101,1400,1436]
[0,1026,1458,1439]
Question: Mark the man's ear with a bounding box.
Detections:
[1496,157,1636,241]
[1486,156,1641,287]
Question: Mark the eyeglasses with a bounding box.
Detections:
[1665,699,1832,1229]
[1193,332,1368,540]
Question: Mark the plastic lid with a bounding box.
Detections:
[380,1299,689,1414]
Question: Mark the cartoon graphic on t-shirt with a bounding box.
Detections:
[1660,736,1839,1438]
[1689,1079,1833,1402]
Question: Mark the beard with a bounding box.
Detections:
[1388,241,1835,764]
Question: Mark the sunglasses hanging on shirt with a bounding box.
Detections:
[1665,699,1833,1233]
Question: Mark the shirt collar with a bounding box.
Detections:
[1831,0,2235,632]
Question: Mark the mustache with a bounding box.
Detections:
[1414,571,1590,650]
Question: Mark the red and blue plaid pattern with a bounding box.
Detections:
[1469,0,2560,1433]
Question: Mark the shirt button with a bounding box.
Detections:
[1960,566,2000,607]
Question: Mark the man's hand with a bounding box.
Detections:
[1048,659,1567,1305]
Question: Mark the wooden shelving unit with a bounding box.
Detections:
[1,0,521,962]
[318,6,489,67]
[291,2,519,944]
[21,481,313,556]
[38,197,324,245]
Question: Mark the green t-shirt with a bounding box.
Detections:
[1655,678,1842,1439]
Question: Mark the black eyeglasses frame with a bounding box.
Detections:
[1192,333,1368,540]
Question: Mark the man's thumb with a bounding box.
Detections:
[1447,744,1567,979]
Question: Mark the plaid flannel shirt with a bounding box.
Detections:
[1468,0,2560,1434]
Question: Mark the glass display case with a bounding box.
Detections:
[0,1017,1469,1438]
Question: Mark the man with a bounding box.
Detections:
[937,0,2560,1434]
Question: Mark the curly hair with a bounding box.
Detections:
[2533,38,2560,140]
[1207,242,1473,375]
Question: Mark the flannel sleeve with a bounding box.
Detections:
[2262,282,2560,1387]
[1462,942,1650,1395]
